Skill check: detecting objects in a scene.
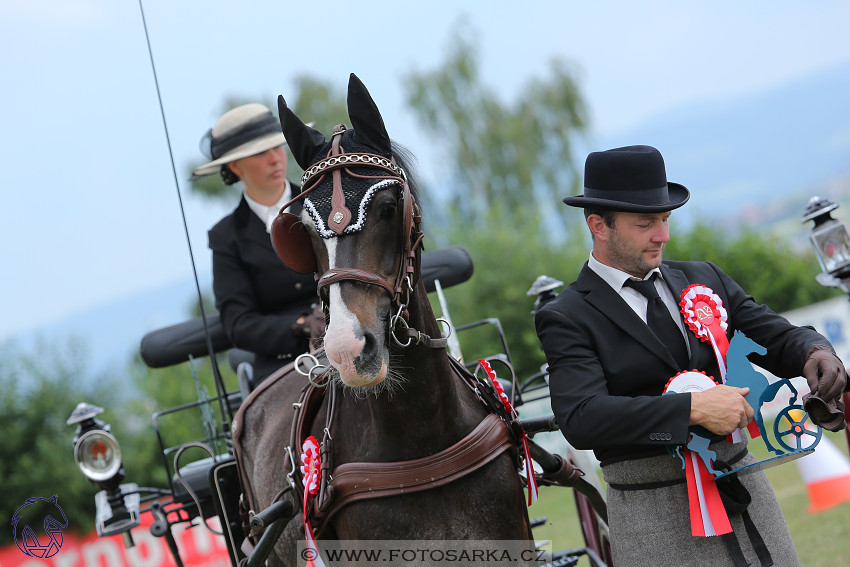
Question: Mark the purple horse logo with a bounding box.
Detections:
[12,495,68,558]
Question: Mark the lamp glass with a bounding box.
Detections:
[810,220,850,276]
[75,429,122,482]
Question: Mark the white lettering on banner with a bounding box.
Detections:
[184,519,225,555]
[53,548,78,567]
[82,539,124,567]
[125,528,163,567]
[17,561,49,567]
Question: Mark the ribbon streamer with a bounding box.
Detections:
[686,450,732,536]
[478,359,538,505]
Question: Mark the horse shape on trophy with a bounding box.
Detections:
[667,330,822,480]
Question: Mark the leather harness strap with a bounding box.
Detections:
[280,359,520,537]
[318,268,396,298]
[321,413,513,521]
[327,127,352,234]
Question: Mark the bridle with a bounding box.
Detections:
[271,125,444,349]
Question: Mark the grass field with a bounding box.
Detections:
[528,429,850,567]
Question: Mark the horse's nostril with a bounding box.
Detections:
[354,331,382,375]
[362,332,377,358]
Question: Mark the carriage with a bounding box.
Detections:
[67,74,611,567]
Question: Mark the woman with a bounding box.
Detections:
[193,103,318,386]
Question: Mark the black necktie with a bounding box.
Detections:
[625,276,689,368]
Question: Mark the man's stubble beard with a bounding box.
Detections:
[607,228,662,278]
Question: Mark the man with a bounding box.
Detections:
[535,145,847,566]
[194,103,319,387]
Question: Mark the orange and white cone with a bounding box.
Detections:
[795,435,850,513]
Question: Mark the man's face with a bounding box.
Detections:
[598,211,671,278]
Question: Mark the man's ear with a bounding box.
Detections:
[587,213,610,242]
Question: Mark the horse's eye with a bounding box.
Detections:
[378,201,397,220]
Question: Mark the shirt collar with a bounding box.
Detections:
[587,251,663,292]
[244,180,292,233]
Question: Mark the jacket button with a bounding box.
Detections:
[295,282,302,290]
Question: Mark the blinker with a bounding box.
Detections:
[271,212,318,273]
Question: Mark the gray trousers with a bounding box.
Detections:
[602,439,800,567]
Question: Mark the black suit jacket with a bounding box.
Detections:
[208,190,317,380]
[535,260,830,465]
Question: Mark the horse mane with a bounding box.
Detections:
[390,140,422,217]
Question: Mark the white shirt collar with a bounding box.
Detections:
[244,180,292,233]
[587,251,663,292]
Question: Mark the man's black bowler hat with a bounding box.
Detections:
[563,145,690,212]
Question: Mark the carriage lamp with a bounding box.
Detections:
[527,275,565,313]
[67,402,139,544]
[802,196,850,289]
[68,403,124,485]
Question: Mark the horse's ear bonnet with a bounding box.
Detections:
[272,74,407,273]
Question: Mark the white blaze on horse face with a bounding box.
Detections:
[322,238,388,386]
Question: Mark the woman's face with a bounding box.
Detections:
[228,146,287,195]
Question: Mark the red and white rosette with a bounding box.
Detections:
[679,284,730,377]
[663,371,732,537]
[300,436,326,567]
[679,284,743,443]
[478,359,538,506]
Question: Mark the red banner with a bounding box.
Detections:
[1,513,231,567]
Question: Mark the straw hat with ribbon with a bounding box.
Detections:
[192,103,286,178]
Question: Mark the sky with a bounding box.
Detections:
[3,1,850,343]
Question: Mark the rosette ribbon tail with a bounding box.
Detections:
[685,449,731,537]
[303,491,325,567]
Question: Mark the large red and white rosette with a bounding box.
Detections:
[478,359,538,506]
[679,284,730,377]
[300,436,326,567]
[663,371,732,537]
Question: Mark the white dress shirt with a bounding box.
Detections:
[244,180,292,233]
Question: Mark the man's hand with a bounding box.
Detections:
[690,385,753,436]
[803,344,847,431]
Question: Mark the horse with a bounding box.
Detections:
[233,74,532,566]
[724,330,798,455]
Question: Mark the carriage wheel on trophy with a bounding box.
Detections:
[773,404,822,452]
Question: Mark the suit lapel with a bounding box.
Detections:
[577,264,680,371]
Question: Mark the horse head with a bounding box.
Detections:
[728,330,767,359]
[272,74,424,389]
